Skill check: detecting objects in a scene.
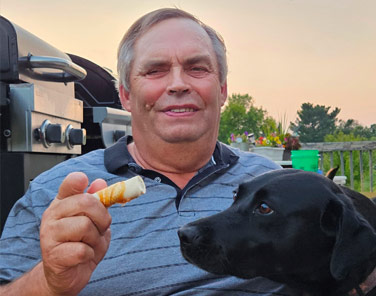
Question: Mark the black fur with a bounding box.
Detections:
[178,169,376,295]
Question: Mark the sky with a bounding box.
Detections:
[1,0,375,127]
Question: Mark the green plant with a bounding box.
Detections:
[229,131,249,144]
[256,133,283,147]
[219,94,266,143]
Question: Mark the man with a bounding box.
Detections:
[0,8,301,295]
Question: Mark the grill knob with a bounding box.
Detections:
[66,125,86,149]
[34,120,65,148]
[46,123,64,144]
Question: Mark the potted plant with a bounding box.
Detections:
[228,131,250,151]
[252,132,285,161]
[282,133,301,160]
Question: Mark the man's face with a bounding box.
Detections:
[120,18,227,144]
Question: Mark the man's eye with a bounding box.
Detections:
[254,202,274,215]
[189,66,208,73]
[145,69,167,76]
[187,67,209,78]
[146,70,160,75]
[232,190,238,201]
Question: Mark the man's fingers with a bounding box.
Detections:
[45,229,111,268]
[46,195,112,233]
[87,179,107,194]
[51,216,104,248]
[93,228,112,265]
[49,242,95,267]
[57,172,89,200]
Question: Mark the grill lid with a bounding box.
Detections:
[0,16,86,86]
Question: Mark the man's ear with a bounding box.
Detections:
[119,84,132,112]
[220,81,227,107]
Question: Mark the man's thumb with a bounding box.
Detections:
[57,172,89,200]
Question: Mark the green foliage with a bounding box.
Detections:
[290,103,340,142]
[336,119,376,139]
[260,116,278,137]
[322,132,376,192]
[218,94,266,143]
[218,94,376,192]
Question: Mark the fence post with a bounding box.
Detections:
[320,152,324,171]
[340,151,345,176]
[359,151,364,192]
[350,150,354,189]
[370,150,374,192]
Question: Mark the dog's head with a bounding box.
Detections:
[178,169,376,287]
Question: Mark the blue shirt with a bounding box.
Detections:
[0,137,301,295]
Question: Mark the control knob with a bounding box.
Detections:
[34,120,65,148]
[66,124,86,149]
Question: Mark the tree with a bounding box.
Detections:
[335,119,376,139]
[290,103,340,142]
[218,94,266,143]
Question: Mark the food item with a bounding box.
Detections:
[92,176,146,207]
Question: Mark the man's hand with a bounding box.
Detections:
[40,172,112,296]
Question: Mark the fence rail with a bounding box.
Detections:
[301,141,376,192]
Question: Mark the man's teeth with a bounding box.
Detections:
[169,108,195,113]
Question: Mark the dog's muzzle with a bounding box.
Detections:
[178,225,202,246]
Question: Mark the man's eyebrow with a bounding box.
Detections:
[141,60,170,70]
[139,55,214,71]
[184,55,214,67]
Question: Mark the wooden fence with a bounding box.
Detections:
[301,141,376,192]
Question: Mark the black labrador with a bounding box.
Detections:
[178,169,376,296]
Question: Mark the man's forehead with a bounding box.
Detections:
[135,18,212,48]
[132,18,217,68]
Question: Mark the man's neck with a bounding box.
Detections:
[128,139,216,189]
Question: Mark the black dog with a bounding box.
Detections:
[178,169,376,296]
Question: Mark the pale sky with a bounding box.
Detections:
[1,0,375,127]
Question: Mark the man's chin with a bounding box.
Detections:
[163,134,201,144]
[157,128,204,144]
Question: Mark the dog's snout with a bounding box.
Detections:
[178,225,201,245]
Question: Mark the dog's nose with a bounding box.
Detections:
[178,225,200,245]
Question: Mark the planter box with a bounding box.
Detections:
[251,147,284,161]
[230,142,250,151]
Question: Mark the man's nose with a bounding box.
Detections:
[167,68,191,95]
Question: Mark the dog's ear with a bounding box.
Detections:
[325,166,339,180]
[321,196,376,280]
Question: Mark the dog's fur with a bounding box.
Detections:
[178,169,376,295]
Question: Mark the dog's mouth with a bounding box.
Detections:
[178,224,280,279]
[180,242,264,279]
[180,242,231,275]
[178,224,232,275]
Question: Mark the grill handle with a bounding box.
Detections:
[18,54,87,83]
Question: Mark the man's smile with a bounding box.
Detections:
[161,105,199,116]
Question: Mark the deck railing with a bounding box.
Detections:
[300,141,376,192]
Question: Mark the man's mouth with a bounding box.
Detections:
[169,108,196,113]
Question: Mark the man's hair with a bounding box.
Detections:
[117,8,228,91]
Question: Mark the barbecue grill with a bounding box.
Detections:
[0,16,132,233]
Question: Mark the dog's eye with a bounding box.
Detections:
[255,202,274,215]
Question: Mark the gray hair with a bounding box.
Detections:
[117,8,228,91]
